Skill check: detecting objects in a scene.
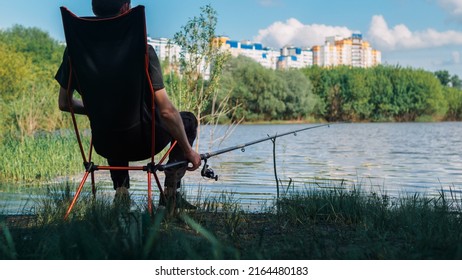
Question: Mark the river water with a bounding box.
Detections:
[2,122,462,213]
[134,122,462,210]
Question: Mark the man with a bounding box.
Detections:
[55,0,201,209]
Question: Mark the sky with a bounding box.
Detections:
[0,0,461,77]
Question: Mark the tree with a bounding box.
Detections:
[335,67,373,121]
[218,56,255,121]
[0,43,32,102]
[276,69,319,120]
[369,65,394,121]
[450,75,462,89]
[434,70,451,87]
[0,25,70,140]
[220,56,296,121]
[444,87,462,120]
[170,5,232,149]
[301,66,328,119]
[0,25,64,70]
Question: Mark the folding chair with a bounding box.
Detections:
[59,5,175,219]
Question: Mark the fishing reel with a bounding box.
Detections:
[201,158,218,181]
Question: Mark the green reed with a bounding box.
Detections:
[0,133,104,183]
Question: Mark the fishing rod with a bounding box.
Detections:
[157,123,330,180]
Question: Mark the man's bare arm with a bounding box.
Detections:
[58,87,87,115]
[154,88,201,171]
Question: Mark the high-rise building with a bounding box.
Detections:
[312,34,381,68]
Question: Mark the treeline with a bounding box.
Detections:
[304,65,462,122]
[215,55,462,122]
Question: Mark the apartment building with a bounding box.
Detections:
[148,33,381,73]
[147,37,181,63]
[277,46,313,69]
[220,37,280,70]
[312,34,381,68]
[148,37,211,79]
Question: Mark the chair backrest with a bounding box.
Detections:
[60,5,153,161]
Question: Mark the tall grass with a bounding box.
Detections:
[274,185,462,259]
[1,182,462,259]
[0,133,104,183]
[0,184,241,259]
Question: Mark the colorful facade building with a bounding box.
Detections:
[221,33,380,70]
[148,33,381,73]
[277,45,313,69]
[219,36,280,70]
[312,34,381,68]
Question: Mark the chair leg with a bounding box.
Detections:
[64,170,91,220]
[147,171,153,215]
[91,171,96,198]
[153,172,168,212]
[153,172,165,199]
[147,171,167,216]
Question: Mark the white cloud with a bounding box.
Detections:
[436,0,462,21]
[368,15,462,50]
[253,18,355,48]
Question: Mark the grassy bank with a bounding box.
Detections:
[1,184,461,259]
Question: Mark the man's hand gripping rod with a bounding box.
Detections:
[158,124,330,180]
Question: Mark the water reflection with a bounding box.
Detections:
[184,122,462,201]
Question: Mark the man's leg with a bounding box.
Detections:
[107,159,130,202]
[163,111,198,209]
